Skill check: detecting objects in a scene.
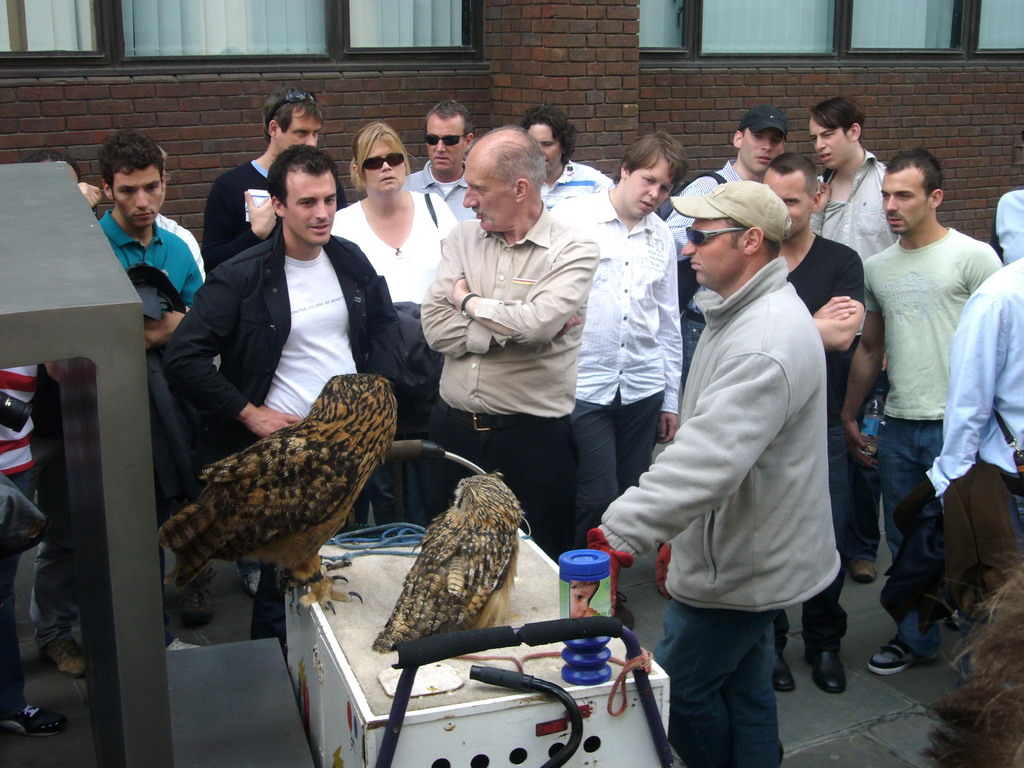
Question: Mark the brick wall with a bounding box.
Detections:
[0,72,493,238]
[0,59,1021,244]
[640,65,1024,239]
[487,0,640,172]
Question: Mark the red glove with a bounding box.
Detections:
[587,528,634,613]
[655,542,672,599]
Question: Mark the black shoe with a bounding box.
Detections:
[807,651,846,693]
[772,651,795,692]
[0,704,67,736]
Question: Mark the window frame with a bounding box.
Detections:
[640,0,1024,64]
[0,0,485,75]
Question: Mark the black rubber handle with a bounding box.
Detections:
[470,665,536,691]
[384,439,448,463]
[393,625,519,669]
[518,617,623,647]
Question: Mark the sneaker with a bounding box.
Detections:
[40,637,85,678]
[237,559,261,598]
[166,638,199,651]
[0,705,67,736]
[867,637,935,675]
[180,565,214,628]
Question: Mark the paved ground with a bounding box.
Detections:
[7,533,959,766]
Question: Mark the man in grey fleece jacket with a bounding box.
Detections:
[599,181,840,768]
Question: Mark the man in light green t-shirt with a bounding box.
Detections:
[840,148,1001,677]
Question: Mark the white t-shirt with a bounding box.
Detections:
[263,251,357,419]
[332,191,457,303]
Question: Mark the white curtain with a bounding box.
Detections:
[123,0,326,56]
[702,0,834,54]
[978,0,1023,49]
[0,0,95,51]
[639,0,684,49]
[349,0,462,48]
[851,0,956,49]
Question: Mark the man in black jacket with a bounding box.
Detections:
[165,145,397,642]
[200,85,347,273]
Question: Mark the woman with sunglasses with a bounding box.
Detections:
[333,121,457,304]
[333,121,457,526]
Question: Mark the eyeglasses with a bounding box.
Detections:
[267,90,317,126]
[686,226,747,246]
[425,134,465,146]
[362,153,405,171]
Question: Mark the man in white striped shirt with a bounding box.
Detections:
[551,133,687,548]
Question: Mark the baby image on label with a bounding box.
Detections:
[559,549,612,618]
[564,579,611,618]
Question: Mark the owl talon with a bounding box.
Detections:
[325,601,337,615]
[330,574,349,584]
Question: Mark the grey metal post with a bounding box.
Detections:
[0,163,173,767]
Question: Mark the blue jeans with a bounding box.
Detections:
[841,360,887,563]
[656,600,780,768]
[570,390,664,547]
[877,416,944,657]
[680,314,706,388]
[1,471,31,716]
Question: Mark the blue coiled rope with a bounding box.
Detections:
[322,523,427,564]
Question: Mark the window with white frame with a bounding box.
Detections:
[639,0,684,49]
[850,0,959,49]
[640,0,1020,54]
[122,0,328,56]
[349,0,467,48]
[977,0,1024,49]
[0,0,96,52]
[702,0,834,54]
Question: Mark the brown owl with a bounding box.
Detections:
[373,472,523,653]
[159,373,396,608]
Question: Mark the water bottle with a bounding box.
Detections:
[558,549,612,686]
[861,390,885,456]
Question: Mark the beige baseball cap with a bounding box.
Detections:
[672,180,791,243]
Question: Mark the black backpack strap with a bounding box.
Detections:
[656,171,728,221]
[424,193,439,228]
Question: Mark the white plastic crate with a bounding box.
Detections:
[286,535,670,768]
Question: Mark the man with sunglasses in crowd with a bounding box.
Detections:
[166,145,397,644]
[405,99,476,221]
[201,85,347,273]
[598,181,838,768]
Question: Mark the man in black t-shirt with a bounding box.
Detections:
[764,153,865,696]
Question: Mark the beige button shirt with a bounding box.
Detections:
[421,211,600,418]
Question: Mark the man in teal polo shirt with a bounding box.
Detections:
[98,129,202,347]
[96,128,206,645]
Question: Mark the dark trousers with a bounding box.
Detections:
[251,563,286,648]
[427,402,578,562]
[775,426,849,654]
[570,390,664,548]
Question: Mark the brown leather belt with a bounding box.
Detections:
[442,403,551,432]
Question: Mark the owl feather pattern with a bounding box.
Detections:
[374,472,523,653]
[159,374,396,607]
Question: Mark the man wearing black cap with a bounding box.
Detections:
[665,104,789,385]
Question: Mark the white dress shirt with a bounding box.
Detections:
[928,259,1024,495]
[551,191,682,413]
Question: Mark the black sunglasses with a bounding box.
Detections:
[362,153,405,171]
[425,134,465,146]
[685,226,747,246]
[267,90,317,127]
